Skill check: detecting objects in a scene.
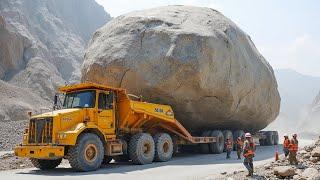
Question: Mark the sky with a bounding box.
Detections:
[95,0,320,77]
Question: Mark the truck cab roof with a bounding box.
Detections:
[58,82,126,93]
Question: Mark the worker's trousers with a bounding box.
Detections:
[243,157,253,174]
[237,149,242,159]
[226,149,231,159]
[289,151,298,165]
[283,148,289,157]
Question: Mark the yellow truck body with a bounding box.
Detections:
[15,82,216,171]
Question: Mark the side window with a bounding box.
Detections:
[98,91,114,110]
[98,93,106,109]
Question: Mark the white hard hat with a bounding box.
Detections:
[245,133,252,138]
[284,133,288,137]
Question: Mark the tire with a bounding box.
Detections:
[102,156,112,164]
[233,130,244,150]
[273,131,279,145]
[30,158,62,170]
[259,138,266,146]
[222,130,233,152]
[200,131,211,154]
[265,131,275,146]
[153,133,173,162]
[129,133,155,165]
[209,130,224,154]
[67,133,104,171]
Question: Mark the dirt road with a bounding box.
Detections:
[0,140,314,180]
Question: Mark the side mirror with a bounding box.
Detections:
[54,94,58,109]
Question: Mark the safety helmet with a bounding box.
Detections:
[245,133,252,138]
[293,133,297,137]
[237,137,241,139]
[284,133,288,137]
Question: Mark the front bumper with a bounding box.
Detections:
[14,145,64,159]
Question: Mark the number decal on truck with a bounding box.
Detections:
[155,108,164,113]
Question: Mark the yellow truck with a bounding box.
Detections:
[14,82,220,171]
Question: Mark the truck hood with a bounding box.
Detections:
[32,108,81,118]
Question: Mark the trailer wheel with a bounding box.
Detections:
[153,133,173,162]
[67,133,104,171]
[102,156,112,164]
[200,131,211,154]
[265,131,275,146]
[209,130,224,154]
[233,130,244,150]
[129,133,155,164]
[222,130,233,152]
[30,158,62,170]
[273,131,279,145]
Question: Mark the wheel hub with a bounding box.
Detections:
[84,144,98,162]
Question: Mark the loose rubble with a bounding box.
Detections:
[216,137,320,179]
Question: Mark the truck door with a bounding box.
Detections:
[97,91,115,134]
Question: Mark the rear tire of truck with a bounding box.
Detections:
[265,131,275,146]
[222,130,233,152]
[233,130,244,150]
[209,130,224,154]
[200,131,211,154]
[30,158,62,170]
[129,133,155,165]
[153,133,173,162]
[67,133,104,172]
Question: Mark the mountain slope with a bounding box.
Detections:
[0,0,111,121]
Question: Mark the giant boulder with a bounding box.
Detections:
[81,6,280,132]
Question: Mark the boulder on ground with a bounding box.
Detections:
[273,166,295,177]
[81,5,280,132]
[301,168,319,180]
[312,147,320,157]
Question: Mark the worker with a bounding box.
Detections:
[243,133,255,177]
[283,134,290,159]
[236,137,243,159]
[225,138,232,159]
[288,133,299,165]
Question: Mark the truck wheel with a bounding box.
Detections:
[265,131,275,146]
[67,133,104,171]
[30,158,62,170]
[209,130,224,154]
[200,131,211,154]
[233,130,244,150]
[222,130,233,152]
[273,131,279,145]
[102,156,112,164]
[259,139,266,146]
[129,133,155,165]
[153,133,173,162]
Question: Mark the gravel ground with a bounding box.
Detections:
[208,138,320,180]
[0,153,33,171]
[0,120,28,151]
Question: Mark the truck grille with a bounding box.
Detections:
[28,117,53,144]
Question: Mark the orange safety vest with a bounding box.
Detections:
[226,140,232,149]
[283,139,290,148]
[243,142,255,158]
[289,139,298,152]
[237,139,243,148]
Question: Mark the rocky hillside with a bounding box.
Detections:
[265,69,320,136]
[0,0,110,121]
[301,91,320,137]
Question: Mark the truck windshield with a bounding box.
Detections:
[63,90,96,108]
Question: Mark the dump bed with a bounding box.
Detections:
[117,91,216,144]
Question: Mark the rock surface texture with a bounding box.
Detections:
[0,0,110,150]
[82,6,280,132]
[0,0,110,121]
